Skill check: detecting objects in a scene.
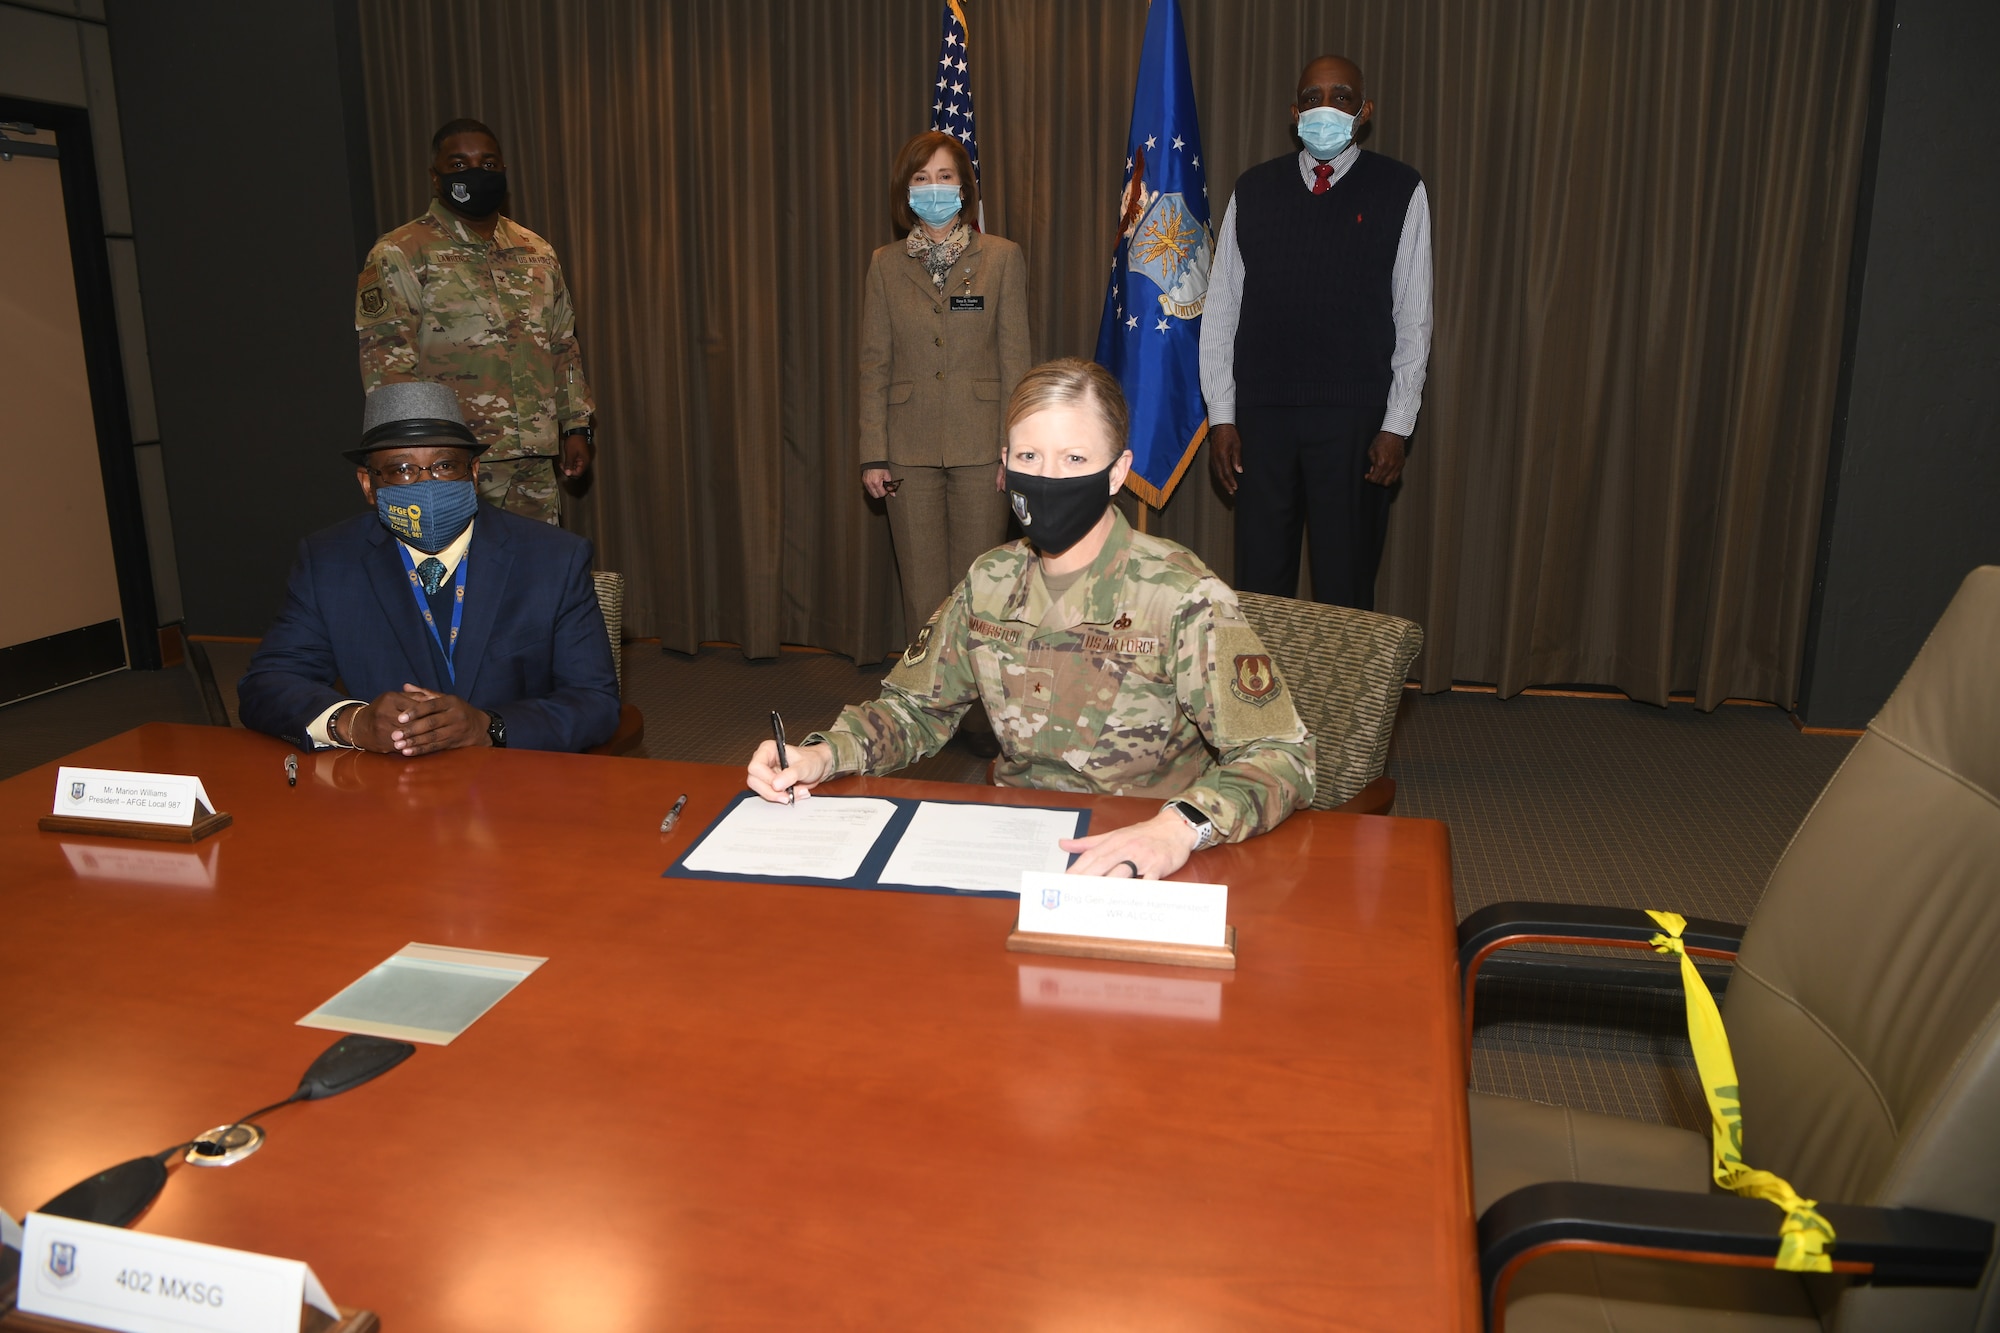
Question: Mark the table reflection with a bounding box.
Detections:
[1016,963,1222,1021]
[310,750,505,853]
[60,840,219,888]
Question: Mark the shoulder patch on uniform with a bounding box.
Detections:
[1229,652,1282,707]
[1211,623,1302,740]
[883,603,950,699]
[356,263,393,325]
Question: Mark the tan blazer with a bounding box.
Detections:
[857,231,1031,469]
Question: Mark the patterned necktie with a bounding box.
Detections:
[1312,162,1335,194]
[417,557,447,595]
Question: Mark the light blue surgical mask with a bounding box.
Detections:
[1296,105,1356,160]
[376,478,478,554]
[909,183,963,229]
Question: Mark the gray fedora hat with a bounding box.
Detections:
[346,380,486,462]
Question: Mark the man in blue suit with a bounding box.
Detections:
[239,381,620,755]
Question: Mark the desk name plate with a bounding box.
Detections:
[1008,871,1236,970]
[16,1213,344,1333]
[39,767,231,843]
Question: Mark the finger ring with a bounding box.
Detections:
[1116,860,1140,878]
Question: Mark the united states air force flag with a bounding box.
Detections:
[1093,0,1211,508]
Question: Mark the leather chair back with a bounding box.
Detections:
[1233,591,1423,808]
[1724,567,2000,1330]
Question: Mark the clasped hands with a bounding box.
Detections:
[343,684,490,757]
[745,740,1202,879]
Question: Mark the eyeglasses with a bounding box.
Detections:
[368,460,474,484]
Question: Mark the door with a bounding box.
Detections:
[0,121,131,701]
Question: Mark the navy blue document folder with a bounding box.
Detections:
[663,790,1091,898]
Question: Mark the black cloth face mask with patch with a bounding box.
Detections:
[440,167,506,219]
[1006,465,1115,557]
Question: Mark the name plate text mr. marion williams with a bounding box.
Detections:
[52,766,216,827]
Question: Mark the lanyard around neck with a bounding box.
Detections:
[397,545,468,687]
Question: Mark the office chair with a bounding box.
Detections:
[1457,566,2000,1331]
[586,570,646,757]
[1233,591,1423,814]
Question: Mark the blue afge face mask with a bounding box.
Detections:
[909,183,963,228]
[1296,105,1356,160]
[377,478,478,554]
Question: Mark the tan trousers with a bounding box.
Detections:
[885,461,1010,641]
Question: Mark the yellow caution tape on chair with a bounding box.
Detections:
[1646,910,1835,1273]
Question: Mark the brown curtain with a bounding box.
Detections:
[359,0,1872,707]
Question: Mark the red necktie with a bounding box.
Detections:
[1312,162,1334,194]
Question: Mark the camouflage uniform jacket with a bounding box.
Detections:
[356,200,594,461]
[812,510,1315,841]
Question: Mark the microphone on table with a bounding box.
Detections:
[30,1035,416,1228]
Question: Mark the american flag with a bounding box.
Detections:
[929,0,982,227]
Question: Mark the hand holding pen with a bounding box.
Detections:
[771,711,793,806]
[745,711,834,804]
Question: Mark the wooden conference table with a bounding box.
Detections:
[0,724,1476,1329]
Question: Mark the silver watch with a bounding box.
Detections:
[1165,799,1221,851]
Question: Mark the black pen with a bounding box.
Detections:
[285,753,298,786]
[660,792,688,833]
[770,710,793,805]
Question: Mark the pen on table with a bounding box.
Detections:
[770,709,793,805]
[659,793,688,833]
[285,753,298,787]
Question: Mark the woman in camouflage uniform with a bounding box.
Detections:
[750,359,1314,881]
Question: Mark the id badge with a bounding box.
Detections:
[949,295,985,311]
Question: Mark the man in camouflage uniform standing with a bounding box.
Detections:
[748,359,1313,881]
[356,118,594,525]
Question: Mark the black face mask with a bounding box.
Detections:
[439,167,506,219]
[1006,464,1115,557]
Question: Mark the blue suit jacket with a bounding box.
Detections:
[238,505,621,753]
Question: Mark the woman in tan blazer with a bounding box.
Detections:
[859,131,1031,694]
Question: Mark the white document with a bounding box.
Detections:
[62,842,220,888]
[298,943,546,1045]
[680,795,898,881]
[1017,870,1229,947]
[1017,964,1223,1020]
[876,801,1083,895]
[53,767,216,827]
[2,1204,20,1252]
[19,1212,338,1333]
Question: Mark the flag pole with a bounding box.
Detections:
[1136,499,1150,534]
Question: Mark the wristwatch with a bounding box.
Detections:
[1165,799,1220,852]
[487,711,508,748]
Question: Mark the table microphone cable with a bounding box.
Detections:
[34,1036,416,1229]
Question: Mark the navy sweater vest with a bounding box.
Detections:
[420,572,460,684]
[1232,150,1421,409]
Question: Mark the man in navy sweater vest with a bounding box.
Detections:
[1199,55,1433,610]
